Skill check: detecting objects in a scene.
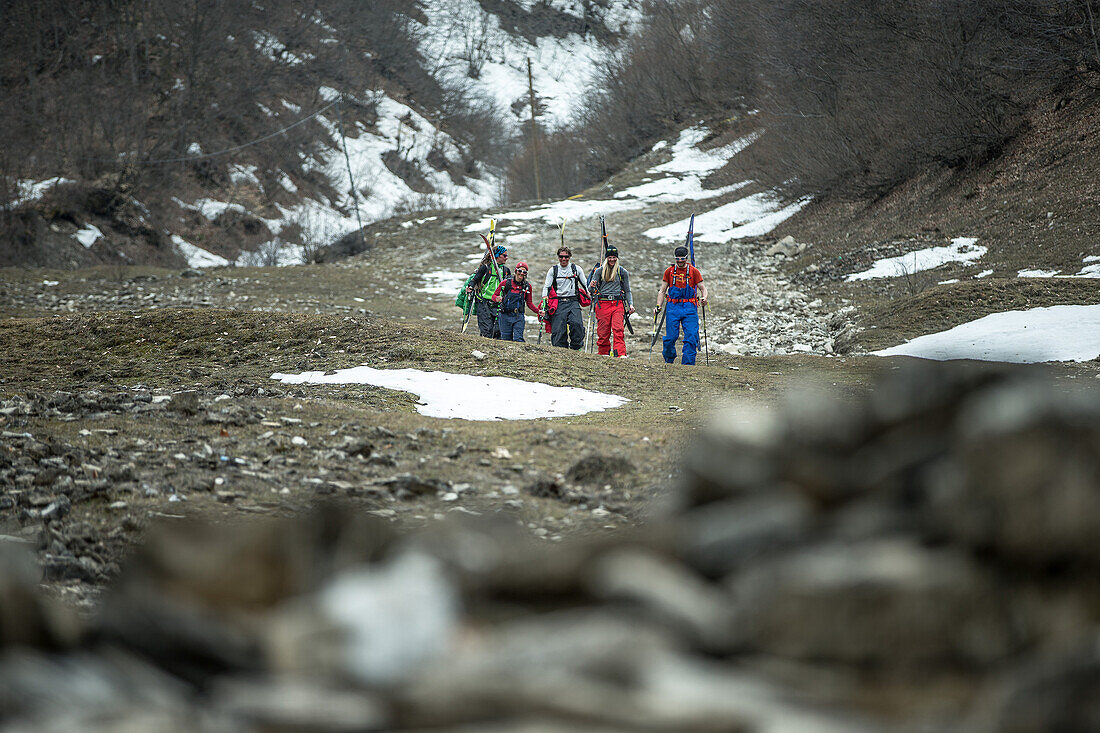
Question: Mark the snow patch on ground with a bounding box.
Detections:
[74,224,104,249]
[875,304,1100,363]
[1017,268,1059,278]
[417,0,640,133]
[171,235,230,268]
[270,366,629,420]
[465,127,765,233]
[1072,255,1100,278]
[4,177,75,209]
[418,270,468,295]
[845,238,986,282]
[644,193,810,244]
[975,269,994,278]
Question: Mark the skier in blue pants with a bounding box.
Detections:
[655,245,708,365]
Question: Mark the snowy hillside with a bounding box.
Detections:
[3,1,640,270]
[418,0,640,131]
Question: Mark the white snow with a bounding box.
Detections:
[975,269,994,278]
[418,270,468,294]
[270,366,629,420]
[1017,268,1059,278]
[228,164,259,185]
[464,127,765,233]
[644,193,810,244]
[1072,255,1100,278]
[171,234,230,268]
[845,237,986,282]
[653,128,759,176]
[417,0,641,133]
[874,304,1100,363]
[73,224,104,249]
[4,177,74,209]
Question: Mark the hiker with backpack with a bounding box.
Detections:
[466,245,511,338]
[586,244,635,357]
[541,245,589,350]
[654,245,708,365]
[491,261,543,341]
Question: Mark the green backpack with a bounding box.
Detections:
[455,272,479,309]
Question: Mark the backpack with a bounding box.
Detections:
[476,263,509,300]
[551,264,591,307]
[455,272,479,309]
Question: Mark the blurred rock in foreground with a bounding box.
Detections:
[2,362,1099,732]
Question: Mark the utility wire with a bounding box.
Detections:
[82,100,340,165]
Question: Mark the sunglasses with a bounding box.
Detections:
[558,254,571,258]
[675,257,688,261]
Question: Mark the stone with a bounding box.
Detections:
[566,454,634,485]
[167,391,200,415]
[381,474,449,499]
[727,539,1022,666]
[587,548,737,651]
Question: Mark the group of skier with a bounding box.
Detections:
[456,217,708,365]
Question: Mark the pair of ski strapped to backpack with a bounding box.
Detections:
[458,218,502,334]
[648,212,709,364]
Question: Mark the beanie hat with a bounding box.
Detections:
[494,245,507,257]
[605,245,619,258]
[674,246,689,258]
[515,261,528,271]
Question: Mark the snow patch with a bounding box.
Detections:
[171,234,230,268]
[1072,255,1100,278]
[418,270,468,294]
[875,304,1100,363]
[271,366,629,420]
[845,238,986,282]
[74,224,104,249]
[644,193,810,244]
[975,269,994,279]
[5,177,74,208]
[1017,269,1059,278]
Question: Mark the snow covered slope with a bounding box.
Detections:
[172,1,640,268]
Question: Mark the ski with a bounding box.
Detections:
[685,213,709,365]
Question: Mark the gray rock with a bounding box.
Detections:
[167,391,200,415]
[677,493,813,576]
[727,539,1023,666]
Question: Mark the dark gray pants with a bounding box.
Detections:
[551,299,585,349]
[476,299,500,339]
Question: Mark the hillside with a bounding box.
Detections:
[3,7,1100,728]
[1,1,639,270]
[766,90,1100,351]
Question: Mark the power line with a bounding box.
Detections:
[82,100,340,165]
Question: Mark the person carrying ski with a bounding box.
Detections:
[655,245,708,365]
[541,245,588,350]
[491,261,542,342]
[466,244,511,339]
[586,245,635,357]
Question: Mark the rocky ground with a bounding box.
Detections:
[2,116,1099,730]
[2,361,1097,732]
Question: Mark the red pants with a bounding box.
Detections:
[595,300,627,356]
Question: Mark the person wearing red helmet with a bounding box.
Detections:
[491,261,543,342]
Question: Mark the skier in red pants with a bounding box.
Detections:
[586,245,635,357]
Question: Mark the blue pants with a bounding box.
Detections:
[663,302,699,365]
[498,311,526,342]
